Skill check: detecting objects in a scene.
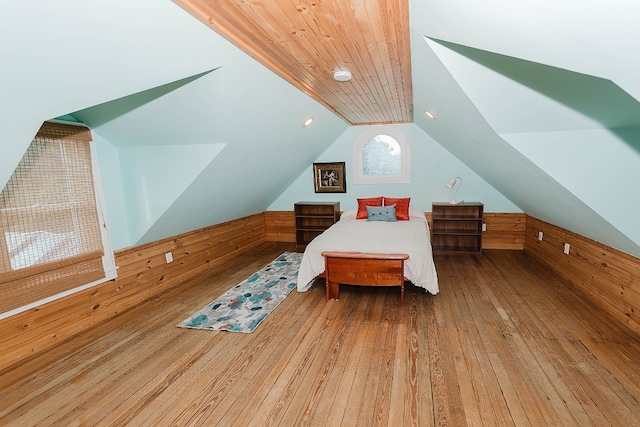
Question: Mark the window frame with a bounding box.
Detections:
[352,126,411,184]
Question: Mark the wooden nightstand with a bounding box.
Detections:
[294,202,340,248]
[431,202,484,254]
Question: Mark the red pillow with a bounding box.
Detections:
[384,197,410,220]
[356,197,383,219]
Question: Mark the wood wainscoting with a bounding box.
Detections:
[426,211,526,250]
[0,213,266,372]
[269,210,527,250]
[264,211,296,243]
[525,216,640,337]
[482,212,526,250]
[6,210,636,373]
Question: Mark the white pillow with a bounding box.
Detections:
[340,209,358,219]
[409,207,427,221]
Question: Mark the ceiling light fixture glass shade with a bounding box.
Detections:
[445,176,463,204]
[333,70,352,82]
[302,116,314,127]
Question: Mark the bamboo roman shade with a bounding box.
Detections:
[0,122,105,313]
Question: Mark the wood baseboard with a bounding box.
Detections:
[524,216,640,337]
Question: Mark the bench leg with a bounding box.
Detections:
[326,280,339,301]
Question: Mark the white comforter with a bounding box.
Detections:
[296,208,439,295]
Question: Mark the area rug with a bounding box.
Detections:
[178,252,303,333]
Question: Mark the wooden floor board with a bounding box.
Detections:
[481,253,597,426]
[284,293,362,426]
[488,251,637,426]
[335,321,377,426]
[470,255,564,426]
[2,244,640,426]
[184,293,320,426]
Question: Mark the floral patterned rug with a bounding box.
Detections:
[178,252,303,333]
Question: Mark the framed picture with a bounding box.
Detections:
[313,162,346,193]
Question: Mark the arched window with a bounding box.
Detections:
[353,126,410,184]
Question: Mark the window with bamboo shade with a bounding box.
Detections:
[0,121,112,315]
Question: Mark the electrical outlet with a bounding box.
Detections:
[482,223,487,232]
[165,252,173,263]
[538,231,543,241]
[563,243,570,255]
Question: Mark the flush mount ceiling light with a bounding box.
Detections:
[424,109,436,120]
[333,70,352,82]
[302,116,314,127]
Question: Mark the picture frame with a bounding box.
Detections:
[313,162,346,193]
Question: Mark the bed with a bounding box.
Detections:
[296,207,439,301]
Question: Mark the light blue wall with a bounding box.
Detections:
[504,128,640,246]
[117,143,225,245]
[93,134,130,250]
[410,34,640,257]
[0,0,349,251]
[78,56,347,249]
[269,124,520,213]
[0,0,222,190]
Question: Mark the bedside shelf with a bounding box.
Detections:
[294,202,340,248]
[431,202,483,254]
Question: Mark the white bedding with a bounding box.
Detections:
[296,207,439,295]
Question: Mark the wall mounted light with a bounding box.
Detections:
[302,116,314,127]
[424,109,436,120]
[445,176,463,204]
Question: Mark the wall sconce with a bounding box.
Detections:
[445,176,463,204]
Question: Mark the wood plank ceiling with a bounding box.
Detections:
[173,0,413,125]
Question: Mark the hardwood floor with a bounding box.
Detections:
[1,242,640,426]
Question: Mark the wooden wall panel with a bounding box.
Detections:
[525,216,640,337]
[0,214,266,372]
[427,211,525,250]
[482,213,526,250]
[266,210,526,250]
[268,210,525,250]
[264,211,295,243]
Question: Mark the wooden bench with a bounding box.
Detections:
[321,251,409,305]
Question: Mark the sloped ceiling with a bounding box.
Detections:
[432,39,640,133]
[172,0,413,125]
[409,0,640,255]
[2,0,640,257]
[0,0,228,190]
[73,49,347,245]
[410,33,640,255]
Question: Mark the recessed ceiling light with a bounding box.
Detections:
[333,70,352,82]
[424,109,436,120]
[302,116,314,127]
